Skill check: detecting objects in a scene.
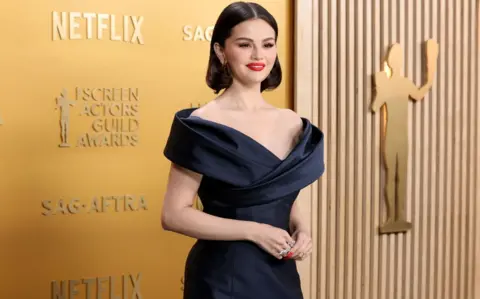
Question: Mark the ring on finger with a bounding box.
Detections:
[279,248,290,257]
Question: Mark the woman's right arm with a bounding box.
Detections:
[161,163,295,258]
[161,162,257,241]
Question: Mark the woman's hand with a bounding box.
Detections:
[249,223,296,259]
[288,228,312,261]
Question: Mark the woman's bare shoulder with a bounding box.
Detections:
[278,108,303,127]
[190,100,219,119]
[275,108,304,143]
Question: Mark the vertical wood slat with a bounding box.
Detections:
[459,2,469,299]
[428,1,438,299]
[412,0,421,297]
[362,0,373,298]
[353,1,364,299]
[337,1,346,299]
[397,2,407,299]
[372,0,381,298]
[444,1,454,297]
[420,1,431,299]
[467,1,475,297]
[318,0,328,297]
[470,1,480,299]
[310,1,479,299]
[452,1,462,298]
[329,1,338,298]
[345,0,355,297]
[404,0,414,297]
[380,2,389,298]
[436,0,447,298]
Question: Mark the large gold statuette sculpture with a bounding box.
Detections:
[372,39,439,234]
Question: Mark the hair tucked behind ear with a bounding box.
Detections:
[206,53,234,94]
[205,1,282,94]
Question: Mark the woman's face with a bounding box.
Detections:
[217,19,277,87]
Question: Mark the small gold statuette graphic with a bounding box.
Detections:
[372,39,439,234]
[55,88,75,147]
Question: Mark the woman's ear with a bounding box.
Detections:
[213,42,226,64]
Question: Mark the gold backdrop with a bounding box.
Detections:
[0,0,292,298]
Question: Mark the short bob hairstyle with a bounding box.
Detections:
[206,2,282,94]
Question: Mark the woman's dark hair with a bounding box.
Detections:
[206,2,282,94]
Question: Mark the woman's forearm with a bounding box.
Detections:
[162,207,259,241]
[289,201,310,233]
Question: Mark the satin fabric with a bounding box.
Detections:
[164,108,325,299]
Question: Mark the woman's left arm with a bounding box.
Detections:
[288,200,313,261]
[289,200,310,234]
[284,109,314,260]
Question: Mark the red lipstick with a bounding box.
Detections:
[246,63,265,71]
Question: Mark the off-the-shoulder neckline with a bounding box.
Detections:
[177,108,310,162]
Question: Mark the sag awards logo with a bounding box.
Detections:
[52,11,144,44]
[42,194,148,216]
[183,25,214,42]
[55,87,140,148]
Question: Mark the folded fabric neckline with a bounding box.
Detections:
[185,113,307,163]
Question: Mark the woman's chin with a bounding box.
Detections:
[237,75,269,86]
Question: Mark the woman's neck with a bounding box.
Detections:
[220,82,267,111]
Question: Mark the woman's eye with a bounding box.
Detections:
[238,43,251,48]
[264,43,275,48]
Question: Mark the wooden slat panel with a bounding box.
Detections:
[295,1,480,299]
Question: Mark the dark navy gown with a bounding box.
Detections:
[164,108,325,299]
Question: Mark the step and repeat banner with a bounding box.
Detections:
[0,0,292,298]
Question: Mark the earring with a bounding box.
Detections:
[223,60,230,76]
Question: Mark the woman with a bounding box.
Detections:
[161,2,325,299]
